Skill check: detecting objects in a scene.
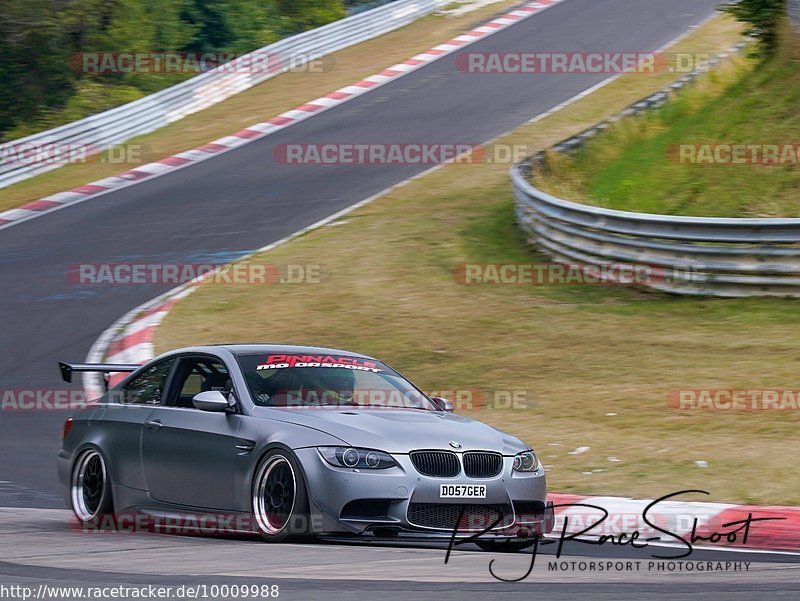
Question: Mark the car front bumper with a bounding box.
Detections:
[295,448,551,538]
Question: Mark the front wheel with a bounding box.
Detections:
[70,449,113,524]
[252,450,311,542]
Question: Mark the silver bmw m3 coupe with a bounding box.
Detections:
[57,344,553,551]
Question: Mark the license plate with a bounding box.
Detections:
[440,484,486,498]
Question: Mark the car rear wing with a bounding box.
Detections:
[59,361,140,385]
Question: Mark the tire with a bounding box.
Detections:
[476,538,536,553]
[70,449,113,525]
[252,450,311,543]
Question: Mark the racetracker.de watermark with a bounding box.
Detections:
[0,584,281,601]
[452,262,702,286]
[70,51,331,74]
[260,388,537,410]
[67,263,326,285]
[272,143,536,165]
[0,388,535,411]
[70,512,311,535]
[668,143,800,165]
[454,52,714,74]
[428,389,535,410]
[1,389,101,411]
[668,389,800,411]
[0,143,150,166]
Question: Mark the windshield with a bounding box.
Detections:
[236,353,438,410]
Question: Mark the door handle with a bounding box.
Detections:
[144,419,163,430]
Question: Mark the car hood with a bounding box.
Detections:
[251,407,528,454]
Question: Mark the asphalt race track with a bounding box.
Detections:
[4,0,797,596]
[1,508,799,600]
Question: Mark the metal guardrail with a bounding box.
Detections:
[512,165,800,297]
[0,0,447,190]
[790,0,800,30]
[511,44,800,298]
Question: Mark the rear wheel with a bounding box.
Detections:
[70,449,113,524]
[252,450,311,542]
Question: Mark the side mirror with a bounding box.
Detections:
[193,390,232,412]
[431,397,455,413]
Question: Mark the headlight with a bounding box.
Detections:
[318,447,397,469]
[512,450,539,472]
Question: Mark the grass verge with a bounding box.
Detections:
[152,16,800,506]
[535,37,800,217]
[0,1,522,213]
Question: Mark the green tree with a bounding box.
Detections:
[273,0,346,35]
[722,0,784,53]
[64,0,196,91]
[0,0,75,137]
[182,0,280,54]
[1,0,349,140]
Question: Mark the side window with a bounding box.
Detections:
[121,359,175,405]
[180,372,204,396]
[172,358,232,409]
